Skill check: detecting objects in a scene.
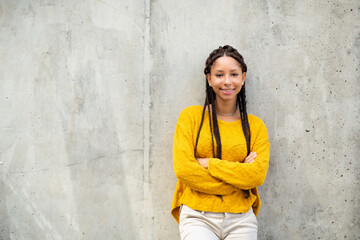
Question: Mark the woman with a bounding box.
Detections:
[171,45,270,239]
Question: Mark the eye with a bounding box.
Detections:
[232,73,239,77]
[215,74,223,77]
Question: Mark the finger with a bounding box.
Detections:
[245,154,256,161]
[248,152,256,158]
[244,155,257,163]
[244,158,253,163]
[245,153,254,159]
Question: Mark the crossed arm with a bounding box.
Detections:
[173,116,270,195]
[173,123,238,195]
[197,151,257,168]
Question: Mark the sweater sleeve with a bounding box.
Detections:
[173,110,238,195]
[207,120,270,190]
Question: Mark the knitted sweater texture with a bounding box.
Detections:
[171,105,270,223]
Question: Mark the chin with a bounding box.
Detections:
[219,96,237,101]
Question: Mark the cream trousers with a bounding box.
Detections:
[179,205,258,240]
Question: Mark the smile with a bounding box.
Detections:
[220,89,235,95]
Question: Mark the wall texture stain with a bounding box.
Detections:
[0,0,359,239]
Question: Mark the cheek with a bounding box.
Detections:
[236,84,243,92]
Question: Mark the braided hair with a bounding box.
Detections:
[194,45,251,198]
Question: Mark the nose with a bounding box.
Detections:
[224,74,231,84]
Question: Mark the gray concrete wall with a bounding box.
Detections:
[0,0,359,239]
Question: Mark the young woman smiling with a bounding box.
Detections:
[171,45,270,240]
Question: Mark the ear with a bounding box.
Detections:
[242,72,246,85]
[206,74,211,86]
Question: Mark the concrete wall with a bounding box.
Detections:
[0,0,359,239]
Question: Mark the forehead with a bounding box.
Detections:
[211,56,241,70]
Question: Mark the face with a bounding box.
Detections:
[206,56,246,103]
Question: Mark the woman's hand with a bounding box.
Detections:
[244,152,257,163]
[196,158,209,169]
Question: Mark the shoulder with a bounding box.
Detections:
[180,105,203,114]
[247,114,268,132]
[176,105,203,126]
[178,105,203,119]
[248,114,265,124]
[248,114,270,148]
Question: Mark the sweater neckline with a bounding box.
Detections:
[217,118,242,124]
[202,106,242,124]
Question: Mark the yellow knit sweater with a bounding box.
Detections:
[171,105,270,223]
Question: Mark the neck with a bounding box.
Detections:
[215,99,237,115]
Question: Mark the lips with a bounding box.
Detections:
[220,88,235,95]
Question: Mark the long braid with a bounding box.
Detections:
[194,101,207,157]
[240,84,251,155]
[237,88,251,199]
[237,87,251,155]
[194,85,215,158]
[207,86,216,158]
[210,88,222,159]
